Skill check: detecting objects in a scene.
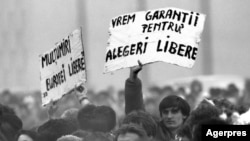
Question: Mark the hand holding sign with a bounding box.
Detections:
[39,28,87,106]
[74,84,89,105]
[47,100,59,119]
[130,60,143,80]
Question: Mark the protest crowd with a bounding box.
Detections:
[1,61,250,141]
[1,5,250,141]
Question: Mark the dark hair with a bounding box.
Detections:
[122,110,157,137]
[37,119,77,140]
[77,104,97,131]
[37,131,57,141]
[72,129,89,139]
[114,124,147,141]
[77,105,116,132]
[192,117,229,141]
[0,104,16,115]
[159,95,190,117]
[186,100,221,128]
[84,132,112,141]
[92,105,116,132]
[0,104,23,141]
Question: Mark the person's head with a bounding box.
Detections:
[77,104,116,132]
[61,108,79,120]
[16,130,37,141]
[192,117,229,141]
[57,135,83,141]
[61,108,79,129]
[93,105,116,132]
[37,118,77,141]
[72,129,89,139]
[115,124,150,141]
[0,106,23,141]
[159,95,190,130]
[84,132,113,141]
[122,110,157,138]
[190,80,202,94]
[77,104,97,131]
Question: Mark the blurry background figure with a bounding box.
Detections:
[239,79,250,107]
[186,80,204,110]
[224,83,240,105]
[175,87,187,99]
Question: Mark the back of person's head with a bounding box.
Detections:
[93,105,116,132]
[192,117,229,141]
[37,131,57,141]
[16,129,38,141]
[115,123,149,141]
[0,104,16,115]
[61,108,79,120]
[159,95,190,117]
[122,110,157,138]
[61,108,79,129]
[186,99,221,128]
[72,129,89,139]
[37,118,77,141]
[77,104,97,131]
[77,104,116,132]
[0,105,23,141]
[84,132,112,141]
[56,135,83,141]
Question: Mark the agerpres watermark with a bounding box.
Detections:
[206,129,247,138]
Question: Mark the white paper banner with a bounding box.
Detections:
[104,7,206,73]
[39,28,87,106]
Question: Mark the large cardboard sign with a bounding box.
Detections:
[39,29,86,106]
[104,7,206,73]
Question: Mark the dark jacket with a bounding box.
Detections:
[125,78,176,141]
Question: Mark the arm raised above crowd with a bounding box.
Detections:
[125,60,145,115]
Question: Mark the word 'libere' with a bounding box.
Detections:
[156,37,198,60]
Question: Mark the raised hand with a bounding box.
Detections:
[47,100,58,119]
[129,60,143,80]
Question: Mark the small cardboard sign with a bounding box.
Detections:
[39,28,86,106]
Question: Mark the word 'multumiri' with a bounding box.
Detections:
[41,37,71,68]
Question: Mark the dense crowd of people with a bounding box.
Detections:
[1,62,250,141]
